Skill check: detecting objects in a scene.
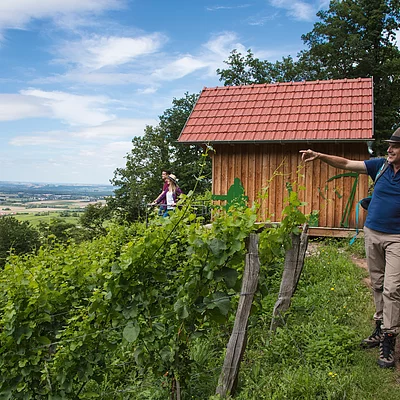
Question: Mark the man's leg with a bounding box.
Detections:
[364,227,385,330]
[382,234,400,334]
[365,228,400,368]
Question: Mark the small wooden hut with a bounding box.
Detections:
[178,78,374,236]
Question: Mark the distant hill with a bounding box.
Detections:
[0,181,115,197]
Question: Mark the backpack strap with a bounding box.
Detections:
[350,199,364,245]
[374,159,389,184]
[350,159,389,245]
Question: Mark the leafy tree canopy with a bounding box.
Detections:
[108,93,211,222]
[0,216,40,268]
[37,218,87,245]
[217,0,400,150]
[79,202,110,238]
[216,50,306,85]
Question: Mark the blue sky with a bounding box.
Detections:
[0,0,329,184]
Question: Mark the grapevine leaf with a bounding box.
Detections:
[123,322,140,343]
[122,303,138,319]
[160,346,174,363]
[215,267,238,288]
[230,239,242,253]
[134,346,145,365]
[205,292,231,315]
[209,238,227,255]
[174,299,189,319]
[37,336,51,345]
[222,267,238,288]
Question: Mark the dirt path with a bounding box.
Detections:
[351,256,371,288]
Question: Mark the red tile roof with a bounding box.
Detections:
[178,78,373,143]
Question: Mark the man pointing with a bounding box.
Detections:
[300,127,400,368]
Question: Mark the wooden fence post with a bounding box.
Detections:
[216,233,260,398]
[270,224,309,332]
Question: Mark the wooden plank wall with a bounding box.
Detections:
[212,143,371,229]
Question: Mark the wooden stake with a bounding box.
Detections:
[216,233,260,397]
[270,224,309,331]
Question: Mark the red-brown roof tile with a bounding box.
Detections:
[179,78,373,143]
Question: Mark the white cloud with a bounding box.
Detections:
[0,90,116,126]
[152,32,247,81]
[7,131,136,183]
[0,0,123,30]
[206,4,251,11]
[38,32,244,85]
[137,87,158,95]
[152,56,209,81]
[56,140,134,179]
[202,32,246,58]
[57,33,167,70]
[9,134,64,147]
[9,117,156,148]
[31,71,147,86]
[80,140,133,163]
[73,118,157,139]
[0,94,50,121]
[269,0,316,21]
[245,12,279,26]
[20,89,114,126]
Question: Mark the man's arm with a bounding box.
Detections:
[300,149,367,174]
[152,191,163,203]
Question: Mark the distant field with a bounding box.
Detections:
[0,199,105,226]
[14,213,81,226]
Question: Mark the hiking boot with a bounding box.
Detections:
[361,320,383,348]
[377,333,396,368]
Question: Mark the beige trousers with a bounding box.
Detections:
[364,226,400,334]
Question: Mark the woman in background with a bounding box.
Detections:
[153,174,182,217]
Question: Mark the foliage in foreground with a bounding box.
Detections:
[0,200,252,397]
[0,181,309,399]
[3,192,400,399]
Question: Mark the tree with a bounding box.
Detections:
[37,218,86,245]
[79,203,109,238]
[299,0,400,148]
[108,93,212,222]
[216,50,305,85]
[217,0,400,150]
[0,216,40,268]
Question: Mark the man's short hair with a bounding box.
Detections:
[162,169,172,175]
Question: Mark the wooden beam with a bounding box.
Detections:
[215,233,260,398]
[308,227,364,238]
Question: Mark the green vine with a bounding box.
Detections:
[0,161,309,398]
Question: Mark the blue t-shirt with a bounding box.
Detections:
[364,158,400,233]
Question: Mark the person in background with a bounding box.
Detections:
[300,127,400,369]
[152,169,171,215]
[152,174,182,217]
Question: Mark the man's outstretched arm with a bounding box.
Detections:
[300,149,367,174]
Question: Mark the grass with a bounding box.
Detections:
[78,238,400,399]
[14,212,81,226]
[232,239,400,400]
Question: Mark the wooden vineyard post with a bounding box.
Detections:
[270,224,309,332]
[216,233,260,398]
